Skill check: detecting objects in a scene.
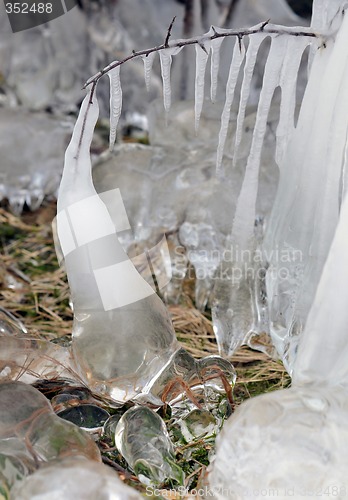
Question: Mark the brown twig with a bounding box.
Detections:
[165,16,176,48]
[83,22,321,90]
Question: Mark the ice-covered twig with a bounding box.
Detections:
[83,22,321,90]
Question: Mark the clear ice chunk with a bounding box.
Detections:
[115,406,184,486]
[0,381,100,494]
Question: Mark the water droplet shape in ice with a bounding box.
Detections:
[115,406,184,486]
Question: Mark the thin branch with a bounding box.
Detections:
[83,22,322,90]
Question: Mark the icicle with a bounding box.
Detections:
[233,33,269,167]
[210,37,224,103]
[108,65,122,151]
[216,38,246,177]
[58,86,99,213]
[232,35,288,249]
[159,46,183,114]
[276,37,310,166]
[195,42,210,132]
[141,52,156,92]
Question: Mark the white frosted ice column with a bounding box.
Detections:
[108,64,122,151]
[264,11,348,371]
[56,88,179,404]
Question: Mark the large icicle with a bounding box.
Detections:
[159,46,183,114]
[216,38,246,177]
[108,65,122,151]
[194,41,210,132]
[141,52,156,92]
[210,36,224,103]
[233,33,269,167]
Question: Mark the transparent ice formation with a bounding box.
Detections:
[264,3,348,371]
[0,336,75,384]
[0,308,76,383]
[56,88,179,405]
[11,457,142,500]
[0,382,100,494]
[115,406,184,486]
[136,348,236,410]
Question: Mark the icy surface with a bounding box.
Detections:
[115,406,184,486]
[12,457,142,500]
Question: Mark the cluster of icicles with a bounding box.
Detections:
[30,0,348,495]
[82,13,327,371]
